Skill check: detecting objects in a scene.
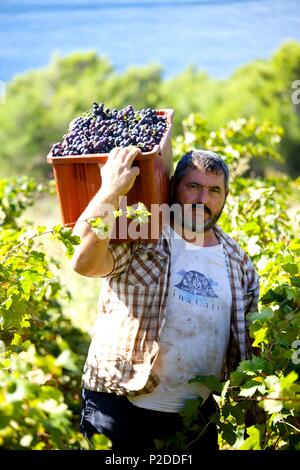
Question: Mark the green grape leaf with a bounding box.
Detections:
[252,326,269,347]
[189,375,223,393]
[283,263,299,275]
[288,239,300,253]
[247,307,274,322]
[180,397,203,428]
[89,217,110,238]
[239,425,263,450]
[221,422,237,446]
[113,209,123,218]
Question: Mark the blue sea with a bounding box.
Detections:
[1,0,300,83]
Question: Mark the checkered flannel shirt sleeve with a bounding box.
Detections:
[106,242,133,277]
[223,251,260,377]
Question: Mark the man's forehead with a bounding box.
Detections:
[181,167,224,184]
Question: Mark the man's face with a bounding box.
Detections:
[173,167,228,232]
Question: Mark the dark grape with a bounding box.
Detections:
[50,103,168,157]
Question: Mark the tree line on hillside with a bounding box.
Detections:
[0,41,300,179]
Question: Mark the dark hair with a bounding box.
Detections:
[173,149,229,190]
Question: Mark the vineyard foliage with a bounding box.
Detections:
[0,115,299,449]
[0,179,110,449]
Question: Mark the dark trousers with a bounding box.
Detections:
[80,388,219,452]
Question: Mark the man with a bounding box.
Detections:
[71,147,259,451]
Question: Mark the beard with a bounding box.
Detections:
[201,205,223,232]
[173,202,224,234]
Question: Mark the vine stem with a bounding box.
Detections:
[228,395,300,403]
[1,210,120,263]
[183,416,216,450]
[2,228,55,263]
[281,420,300,433]
[225,384,300,403]
[272,434,282,450]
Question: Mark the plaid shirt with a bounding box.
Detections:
[82,224,259,396]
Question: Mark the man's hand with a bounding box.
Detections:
[99,147,141,200]
[71,147,141,278]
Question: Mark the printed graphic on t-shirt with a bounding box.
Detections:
[173,269,222,309]
[175,270,218,297]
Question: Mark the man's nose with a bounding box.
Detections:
[196,188,209,204]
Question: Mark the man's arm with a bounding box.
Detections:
[71,147,140,277]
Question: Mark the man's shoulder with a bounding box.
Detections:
[215,226,259,294]
[214,225,253,265]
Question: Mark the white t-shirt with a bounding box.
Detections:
[129,227,232,412]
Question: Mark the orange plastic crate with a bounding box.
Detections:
[47,109,174,242]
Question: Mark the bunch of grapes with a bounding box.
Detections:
[51,103,167,157]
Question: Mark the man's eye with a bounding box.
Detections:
[212,188,220,193]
